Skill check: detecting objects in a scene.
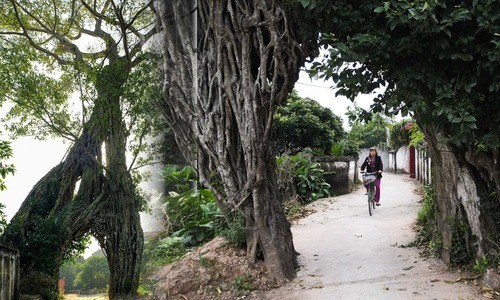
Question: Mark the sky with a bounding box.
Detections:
[294,69,377,129]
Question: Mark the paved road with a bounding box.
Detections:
[251,172,482,300]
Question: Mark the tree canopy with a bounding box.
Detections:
[273,91,345,155]
[300,0,498,150]
[347,113,389,149]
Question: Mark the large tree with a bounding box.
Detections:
[155,0,314,283]
[273,91,345,155]
[298,0,499,265]
[0,1,160,298]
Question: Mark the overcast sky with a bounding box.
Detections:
[295,69,377,129]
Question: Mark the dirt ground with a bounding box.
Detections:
[152,173,498,300]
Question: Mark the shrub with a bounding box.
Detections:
[416,185,436,243]
[163,188,223,245]
[276,153,330,203]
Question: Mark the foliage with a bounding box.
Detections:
[329,137,363,158]
[409,122,426,147]
[232,275,256,291]
[480,190,500,237]
[449,217,473,266]
[218,215,246,247]
[389,119,413,149]
[59,257,86,292]
[141,165,226,278]
[474,246,500,273]
[141,238,190,296]
[299,0,499,151]
[273,91,345,155]
[162,165,198,194]
[142,235,187,271]
[20,270,59,300]
[417,189,474,267]
[346,113,389,149]
[415,185,438,250]
[329,143,344,157]
[161,165,224,245]
[164,189,223,246]
[0,139,15,191]
[276,153,330,203]
[74,256,110,293]
[0,138,15,234]
[473,254,490,273]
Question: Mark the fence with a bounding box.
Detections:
[415,146,432,185]
[0,243,20,300]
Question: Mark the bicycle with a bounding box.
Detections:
[361,171,377,216]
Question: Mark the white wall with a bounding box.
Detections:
[394,145,411,173]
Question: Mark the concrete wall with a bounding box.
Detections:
[0,243,19,300]
[388,145,412,174]
[315,156,357,195]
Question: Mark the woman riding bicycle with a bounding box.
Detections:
[361,147,383,206]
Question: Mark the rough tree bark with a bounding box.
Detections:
[419,121,500,265]
[156,0,306,283]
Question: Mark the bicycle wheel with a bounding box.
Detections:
[372,189,376,210]
[368,187,375,216]
[368,188,373,216]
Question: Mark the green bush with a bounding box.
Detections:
[276,153,330,203]
[163,188,223,245]
[162,164,197,193]
[219,215,246,247]
[329,138,362,158]
[73,256,109,293]
[449,217,473,266]
[140,165,226,277]
[416,185,436,242]
[273,91,345,155]
[415,185,441,256]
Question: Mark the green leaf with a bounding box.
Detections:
[463,115,476,122]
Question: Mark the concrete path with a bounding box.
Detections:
[250,172,482,300]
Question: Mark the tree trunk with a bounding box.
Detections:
[92,84,144,296]
[420,122,500,265]
[85,59,144,298]
[156,0,304,282]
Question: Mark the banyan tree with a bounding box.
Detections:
[155,0,317,283]
[0,0,160,298]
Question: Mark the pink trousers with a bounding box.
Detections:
[374,178,381,203]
